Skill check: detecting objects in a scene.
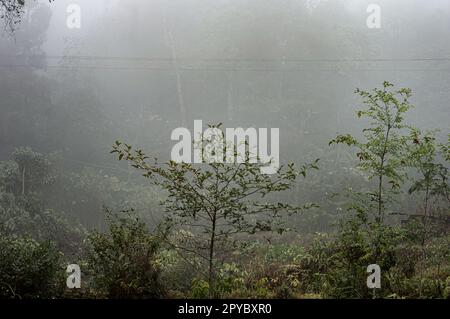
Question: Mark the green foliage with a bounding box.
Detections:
[261,244,306,264]
[0,148,85,256]
[322,82,449,298]
[404,128,449,276]
[0,234,62,299]
[215,263,247,296]
[0,147,55,196]
[445,277,450,299]
[330,81,415,263]
[0,193,85,256]
[330,81,413,219]
[111,131,318,297]
[87,211,164,298]
[407,129,449,204]
[156,248,197,297]
[190,278,210,299]
[0,80,446,299]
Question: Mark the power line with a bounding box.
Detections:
[62,156,130,174]
[1,54,450,63]
[1,63,449,72]
[2,53,450,72]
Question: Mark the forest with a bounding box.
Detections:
[0,0,449,299]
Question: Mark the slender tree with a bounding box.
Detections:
[112,127,318,297]
[330,81,413,260]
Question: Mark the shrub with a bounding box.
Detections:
[190,278,210,299]
[87,211,164,298]
[0,235,62,299]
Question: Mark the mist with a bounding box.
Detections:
[0,0,449,300]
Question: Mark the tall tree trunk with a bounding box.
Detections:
[22,166,26,195]
[208,212,217,298]
[375,123,391,261]
[227,71,234,121]
[419,185,430,297]
[162,7,187,127]
[377,125,391,225]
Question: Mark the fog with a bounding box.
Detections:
[1,0,450,300]
[1,0,449,229]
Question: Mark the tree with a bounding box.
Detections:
[0,147,85,256]
[329,81,413,262]
[0,0,54,34]
[406,129,449,296]
[10,147,55,196]
[0,0,24,33]
[408,129,449,219]
[111,129,318,297]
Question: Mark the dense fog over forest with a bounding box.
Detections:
[0,0,449,300]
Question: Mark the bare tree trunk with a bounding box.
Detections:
[419,185,430,297]
[22,166,26,195]
[377,131,389,225]
[208,212,217,298]
[375,123,391,261]
[227,71,234,121]
[162,7,187,127]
